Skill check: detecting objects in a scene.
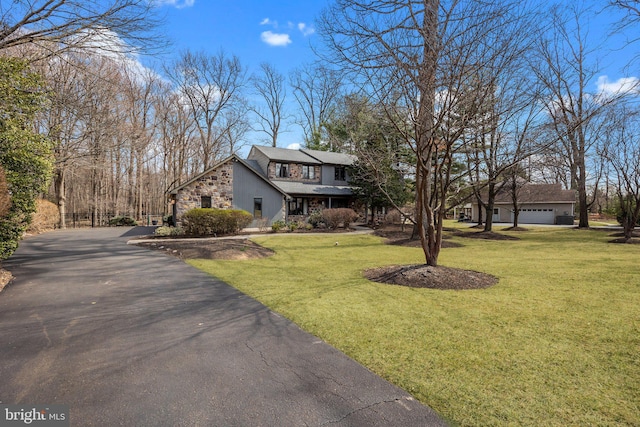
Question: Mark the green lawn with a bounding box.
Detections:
[188,223,640,426]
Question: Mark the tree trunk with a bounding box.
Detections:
[475,194,484,225]
[483,182,496,232]
[484,202,494,232]
[54,168,67,229]
[577,171,589,228]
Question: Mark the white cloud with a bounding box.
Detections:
[260,18,272,26]
[597,75,640,96]
[260,31,292,47]
[69,27,162,83]
[154,0,195,8]
[298,22,315,37]
[287,143,302,150]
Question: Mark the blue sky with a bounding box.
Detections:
[149,0,639,152]
[155,0,327,77]
[151,0,330,150]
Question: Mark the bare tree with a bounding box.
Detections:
[35,54,86,228]
[165,50,248,169]
[251,62,287,147]
[290,63,343,148]
[155,87,199,193]
[462,68,545,232]
[600,104,640,241]
[218,105,251,154]
[120,65,160,220]
[532,4,632,228]
[609,0,640,43]
[0,0,165,59]
[319,0,535,266]
[80,56,124,226]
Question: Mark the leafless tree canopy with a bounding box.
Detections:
[0,0,166,58]
[318,0,537,265]
[165,50,249,169]
[251,62,288,147]
[600,104,640,240]
[290,63,343,146]
[531,4,634,228]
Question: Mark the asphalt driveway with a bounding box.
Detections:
[0,227,447,426]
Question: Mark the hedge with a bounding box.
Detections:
[182,208,253,236]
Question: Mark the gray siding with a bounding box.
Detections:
[321,164,350,186]
[247,147,270,175]
[233,161,284,226]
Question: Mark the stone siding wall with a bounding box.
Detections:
[268,162,321,183]
[175,162,234,219]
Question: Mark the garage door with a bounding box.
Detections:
[517,208,555,224]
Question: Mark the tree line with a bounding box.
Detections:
[1,0,639,264]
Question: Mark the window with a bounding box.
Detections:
[254,198,262,218]
[288,198,308,215]
[331,198,348,209]
[302,165,315,179]
[334,166,346,181]
[275,162,289,178]
[493,208,499,215]
[201,196,212,209]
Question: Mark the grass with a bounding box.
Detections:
[188,222,640,426]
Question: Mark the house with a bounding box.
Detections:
[168,145,357,227]
[461,183,576,225]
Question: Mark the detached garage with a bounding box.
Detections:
[470,183,576,225]
[516,207,557,224]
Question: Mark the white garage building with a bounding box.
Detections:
[467,183,576,225]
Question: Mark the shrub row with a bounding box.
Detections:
[321,208,359,229]
[182,208,252,236]
[272,208,359,231]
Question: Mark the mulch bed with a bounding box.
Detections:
[606,230,640,244]
[364,264,498,290]
[368,224,500,289]
[448,229,520,240]
[133,239,274,260]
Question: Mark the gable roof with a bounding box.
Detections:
[250,145,356,166]
[492,183,576,204]
[168,154,288,197]
[301,148,356,166]
[250,145,322,164]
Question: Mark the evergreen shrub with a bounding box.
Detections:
[182,208,252,236]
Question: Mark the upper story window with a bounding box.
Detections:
[302,165,315,179]
[334,165,346,181]
[275,162,289,178]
